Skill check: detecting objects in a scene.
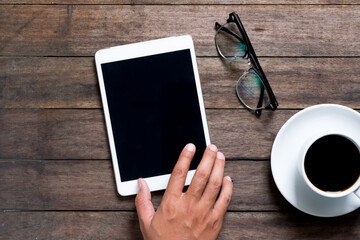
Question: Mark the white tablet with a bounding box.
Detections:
[95,35,210,196]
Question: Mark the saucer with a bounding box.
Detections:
[271,104,360,217]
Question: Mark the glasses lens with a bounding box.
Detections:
[215,22,247,61]
[236,71,270,110]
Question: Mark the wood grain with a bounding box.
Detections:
[1,5,360,57]
[1,211,360,240]
[0,160,286,211]
[1,57,360,109]
[0,109,296,159]
[1,0,359,4]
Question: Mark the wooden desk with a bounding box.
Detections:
[1,1,360,239]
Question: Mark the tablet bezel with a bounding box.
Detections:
[95,35,210,196]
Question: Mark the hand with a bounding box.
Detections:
[135,143,233,240]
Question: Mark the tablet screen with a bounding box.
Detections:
[101,49,207,182]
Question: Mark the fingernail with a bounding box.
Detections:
[217,152,225,160]
[209,144,218,152]
[186,143,196,152]
[138,179,143,190]
[225,176,232,182]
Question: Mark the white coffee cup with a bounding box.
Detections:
[299,131,360,199]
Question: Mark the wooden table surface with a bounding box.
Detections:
[1,1,360,239]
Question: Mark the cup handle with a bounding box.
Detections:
[355,187,360,199]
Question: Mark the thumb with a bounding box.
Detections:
[135,178,155,230]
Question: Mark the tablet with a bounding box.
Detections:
[95,35,210,196]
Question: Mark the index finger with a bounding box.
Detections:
[165,143,196,197]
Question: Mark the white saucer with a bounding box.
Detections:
[271,104,360,217]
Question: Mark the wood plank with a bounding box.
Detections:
[1,109,359,160]
[1,0,359,4]
[0,57,101,108]
[0,160,286,211]
[1,211,360,239]
[1,57,360,109]
[0,211,143,240]
[1,5,360,57]
[221,212,360,239]
[0,109,296,159]
[0,109,110,159]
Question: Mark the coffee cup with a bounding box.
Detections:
[299,131,360,199]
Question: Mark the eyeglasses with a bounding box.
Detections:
[215,12,278,116]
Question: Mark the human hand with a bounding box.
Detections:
[135,143,233,240]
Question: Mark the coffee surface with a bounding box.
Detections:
[304,135,360,192]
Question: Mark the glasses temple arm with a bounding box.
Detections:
[215,22,245,43]
[250,59,278,110]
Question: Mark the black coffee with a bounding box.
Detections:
[304,135,360,192]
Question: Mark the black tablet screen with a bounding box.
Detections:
[101,49,207,182]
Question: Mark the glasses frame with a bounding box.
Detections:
[215,12,278,116]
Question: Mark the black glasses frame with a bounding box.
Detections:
[215,12,278,116]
